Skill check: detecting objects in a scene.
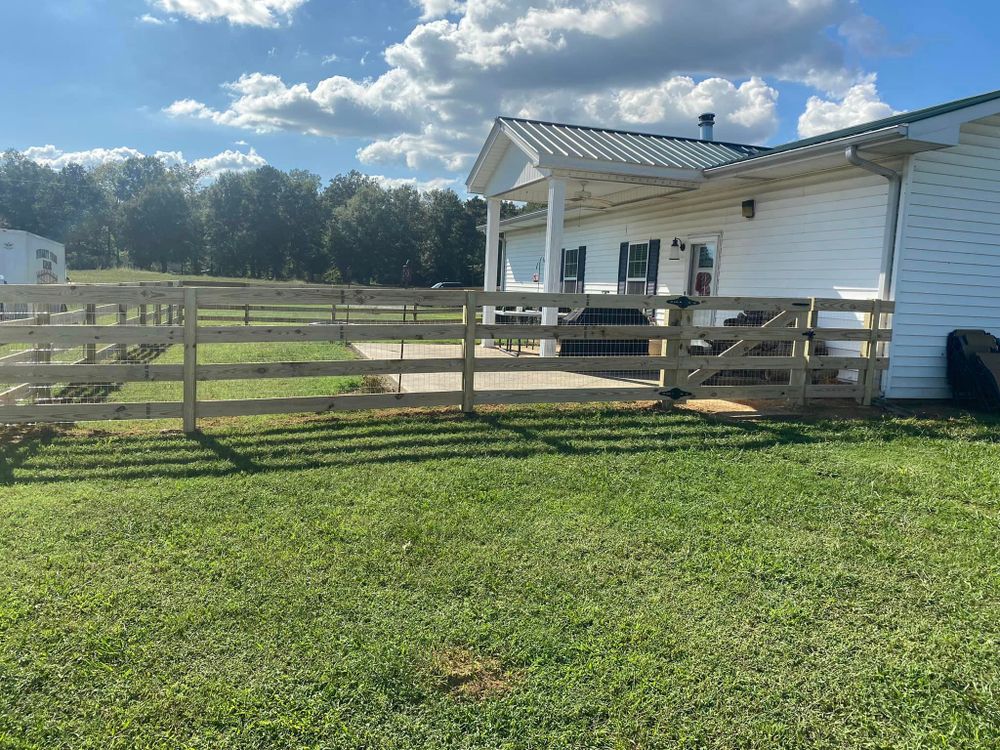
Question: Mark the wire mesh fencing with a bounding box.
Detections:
[0,284,891,429]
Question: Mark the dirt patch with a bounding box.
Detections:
[675,397,977,423]
[429,647,513,700]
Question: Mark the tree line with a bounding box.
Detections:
[0,150,522,286]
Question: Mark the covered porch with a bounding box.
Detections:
[465,117,759,356]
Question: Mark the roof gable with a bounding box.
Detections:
[498,117,765,169]
[466,117,766,194]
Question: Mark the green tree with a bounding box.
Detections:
[120,182,199,272]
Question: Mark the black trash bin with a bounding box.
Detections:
[947,329,1000,411]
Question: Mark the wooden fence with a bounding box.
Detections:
[0,284,892,431]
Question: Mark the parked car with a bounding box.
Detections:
[430,281,464,289]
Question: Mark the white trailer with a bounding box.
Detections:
[0,229,67,286]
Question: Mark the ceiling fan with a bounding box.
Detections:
[567,181,613,209]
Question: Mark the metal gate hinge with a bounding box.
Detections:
[658,387,693,401]
[664,295,701,310]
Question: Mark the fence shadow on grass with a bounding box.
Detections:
[1,405,998,485]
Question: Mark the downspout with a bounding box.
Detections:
[844,145,902,300]
[845,144,904,399]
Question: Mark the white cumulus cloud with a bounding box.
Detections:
[372,174,462,192]
[411,0,465,20]
[797,75,897,137]
[24,145,147,170]
[21,144,267,181]
[163,0,898,178]
[192,147,268,179]
[150,0,308,27]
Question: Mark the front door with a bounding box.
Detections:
[688,238,720,325]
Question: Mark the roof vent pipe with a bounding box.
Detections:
[698,113,715,140]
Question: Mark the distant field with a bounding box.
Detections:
[70,268,316,285]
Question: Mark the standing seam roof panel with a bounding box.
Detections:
[545,125,595,158]
[604,132,660,165]
[560,126,615,159]
[551,126,602,160]
[626,134,695,166]
[587,131,645,163]
[497,117,769,170]
[519,121,569,157]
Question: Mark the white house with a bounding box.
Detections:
[466,90,1000,399]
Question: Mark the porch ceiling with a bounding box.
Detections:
[494,177,694,206]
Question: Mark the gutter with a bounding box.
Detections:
[705,125,907,178]
[844,144,902,301]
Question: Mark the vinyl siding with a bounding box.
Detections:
[500,167,888,355]
[886,116,1000,398]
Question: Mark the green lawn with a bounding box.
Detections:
[110,340,364,403]
[0,405,998,749]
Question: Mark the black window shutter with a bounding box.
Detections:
[618,242,629,294]
[559,248,566,283]
[646,239,660,295]
[577,246,587,291]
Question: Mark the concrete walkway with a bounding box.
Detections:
[351,342,657,393]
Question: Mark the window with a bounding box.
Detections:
[561,247,579,293]
[625,243,649,294]
[42,260,52,270]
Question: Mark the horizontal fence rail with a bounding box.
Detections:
[0,284,893,430]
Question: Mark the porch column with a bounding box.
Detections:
[540,177,566,357]
[482,197,501,348]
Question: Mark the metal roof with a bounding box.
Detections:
[714,88,1000,167]
[498,117,767,170]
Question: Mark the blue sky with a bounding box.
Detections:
[2,0,998,191]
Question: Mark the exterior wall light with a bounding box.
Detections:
[669,237,686,261]
[742,199,756,219]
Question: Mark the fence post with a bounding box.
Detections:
[801,298,818,405]
[35,308,52,403]
[139,302,148,357]
[861,298,883,406]
[84,304,97,364]
[183,287,198,433]
[461,290,477,413]
[244,303,251,327]
[117,304,127,361]
[166,282,176,325]
[659,307,681,407]
[790,308,808,405]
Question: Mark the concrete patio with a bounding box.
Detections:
[351,342,658,393]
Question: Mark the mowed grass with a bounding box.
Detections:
[0,404,998,749]
[110,340,364,403]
